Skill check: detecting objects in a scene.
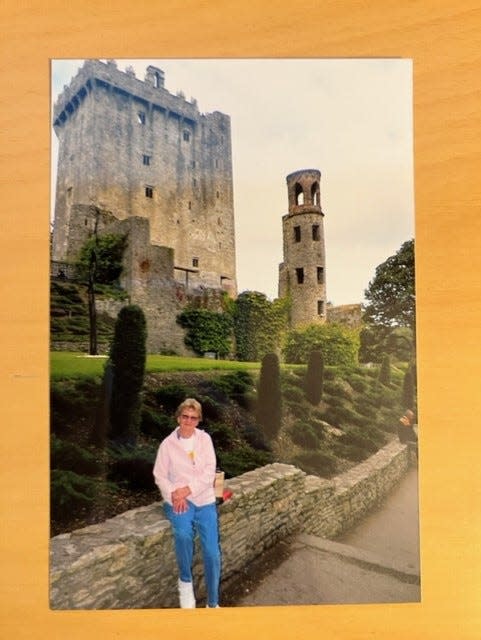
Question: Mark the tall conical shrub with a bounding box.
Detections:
[109,305,147,445]
[305,350,324,405]
[402,363,416,411]
[256,352,282,441]
[378,353,391,386]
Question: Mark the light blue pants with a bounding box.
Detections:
[164,501,221,607]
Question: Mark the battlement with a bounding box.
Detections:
[53,59,224,132]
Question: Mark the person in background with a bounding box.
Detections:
[398,409,418,448]
[153,398,221,608]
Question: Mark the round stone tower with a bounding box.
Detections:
[278,168,327,328]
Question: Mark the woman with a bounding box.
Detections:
[153,398,221,608]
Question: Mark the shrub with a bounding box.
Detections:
[282,383,305,405]
[205,422,236,449]
[283,323,360,366]
[292,451,337,478]
[332,442,368,463]
[402,364,416,410]
[51,469,98,521]
[256,353,282,440]
[140,408,173,440]
[305,350,324,405]
[338,428,377,454]
[290,421,319,449]
[51,436,101,476]
[378,354,391,386]
[177,308,233,357]
[217,445,273,478]
[109,305,147,445]
[154,383,196,413]
[240,420,271,452]
[107,445,157,491]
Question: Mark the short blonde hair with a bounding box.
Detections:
[175,398,202,420]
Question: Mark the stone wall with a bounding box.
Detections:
[50,440,415,609]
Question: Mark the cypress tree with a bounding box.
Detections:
[109,305,147,445]
[402,364,416,410]
[305,350,324,405]
[256,352,282,441]
[379,353,391,386]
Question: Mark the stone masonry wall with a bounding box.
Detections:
[50,440,415,609]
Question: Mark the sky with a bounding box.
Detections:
[51,58,414,305]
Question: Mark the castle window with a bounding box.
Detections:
[317,267,324,284]
[143,154,151,166]
[67,187,73,204]
[294,226,301,242]
[183,130,190,142]
[192,257,199,268]
[138,111,146,124]
[216,191,220,199]
[188,201,192,210]
[312,224,320,241]
[295,183,304,205]
[193,178,197,187]
[311,182,320,206]
[296,268,304,284]
[145,186,154,198]
[317,300,325,315]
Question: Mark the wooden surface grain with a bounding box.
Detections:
[0,1,480,638]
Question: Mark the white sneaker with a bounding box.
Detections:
[178,580,196,608]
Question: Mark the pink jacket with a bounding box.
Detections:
[153,427,217,507]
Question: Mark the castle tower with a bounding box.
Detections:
[52,59,237,296]
[278,169,327,328]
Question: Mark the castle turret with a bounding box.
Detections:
[278,169,327,327]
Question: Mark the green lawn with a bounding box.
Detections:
[50,351,263,380]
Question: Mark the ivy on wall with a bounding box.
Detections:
[233,292,289,362]
[177,308,233,357]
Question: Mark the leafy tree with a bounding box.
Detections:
[305,350,324,405]
[109,305,147,445]
[283,323,359,366]
[78,233,127,285]
[364,239,415,331]
[234,291,289,362]
[256,352,282,441]
[177,308,233,357]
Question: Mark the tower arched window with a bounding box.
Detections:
[311,182,320,206]
[295,183,304,205]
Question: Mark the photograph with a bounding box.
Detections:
[1,3,480,639]
[49,57,418,610]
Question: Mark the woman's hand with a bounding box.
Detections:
[171,486,192,513]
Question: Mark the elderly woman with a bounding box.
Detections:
[153,398,221,608]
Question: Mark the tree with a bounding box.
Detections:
[109,305,147,445]
[402,363,416,411]
[305,350,324,405]
[177,308,233,357]
[78,233,127,285]
[234,292,289,362]
[77,231,127,355]
[378,354,391,386]
[364,239,415,331]
[256,353,282,441]
[283,323,360,366]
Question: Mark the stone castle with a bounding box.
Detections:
[52,60,361,352]
[52,59,236,353]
